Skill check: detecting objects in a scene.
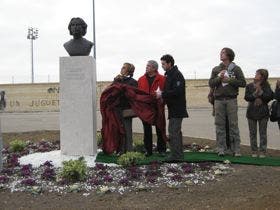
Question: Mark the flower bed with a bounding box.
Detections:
[0,140,233,195]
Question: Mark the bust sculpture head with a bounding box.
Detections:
[63,17,93,56]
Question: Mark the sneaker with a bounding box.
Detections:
[144,152,152,157]
[165,155,184,163]
[225,150,234,156]
[218,151,225,156]
[259,152,266,158]
[158,152,166,157]
[251,153,258,158]
[234,153,242,157]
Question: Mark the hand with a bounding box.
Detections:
[156,91,162,99]
[219,70,227,78]
[222,77,229,83]
[254,98,263,106]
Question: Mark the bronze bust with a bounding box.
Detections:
[63,17,93,56]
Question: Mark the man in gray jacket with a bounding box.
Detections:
[209,48,246,156]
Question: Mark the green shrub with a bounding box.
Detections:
[9,139,27,152]
[117,152,145,167]
[133,135,145,153]
[133,140,145,153]
[60,157,87,182]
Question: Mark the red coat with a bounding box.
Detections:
[138,73,166,94]
[100,83,167,154]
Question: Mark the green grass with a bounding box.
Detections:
[96,151,280,167]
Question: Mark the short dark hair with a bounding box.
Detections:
[160,54,175,66]
[222,47,235,62]
[68,17,87,36]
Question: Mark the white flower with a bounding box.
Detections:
[214,169,223,175]
[185,180,192,185]
[100,186,109,193]
[223,160,231,164]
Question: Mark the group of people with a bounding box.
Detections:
[101,48,280,161]
[101,54,187,162]
[209,47,280,158]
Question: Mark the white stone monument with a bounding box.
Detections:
[59,56,97,156]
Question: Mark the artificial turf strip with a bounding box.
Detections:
[95,152,280,166]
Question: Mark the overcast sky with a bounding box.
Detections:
[1,0,280,83]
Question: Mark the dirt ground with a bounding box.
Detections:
[1,131,280,210]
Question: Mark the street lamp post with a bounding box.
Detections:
[27,27,38,83]
[92,0,96,59]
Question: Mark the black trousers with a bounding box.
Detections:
[142,121,166,154]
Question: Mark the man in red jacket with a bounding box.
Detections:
[138,60,166,156]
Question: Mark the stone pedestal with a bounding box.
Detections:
[59,56,97,156]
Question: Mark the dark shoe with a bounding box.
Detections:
[145,152,152,157]
[225,150,234,156]
[158,152,166,157]
[218,151,225,157]
[165,156,184,163]
[234,152,242,157]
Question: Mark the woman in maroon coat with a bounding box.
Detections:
[112,63,137,154]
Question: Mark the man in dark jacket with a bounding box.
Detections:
[209,48,246,156]
[157,54,188,161]
[275,80,280,129]
[138,60,166,156]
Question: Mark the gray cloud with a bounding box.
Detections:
[1,0,280,83]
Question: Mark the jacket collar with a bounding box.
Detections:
[165,65,178,76]
[219,62,235,69]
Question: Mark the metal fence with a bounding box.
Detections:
[0,75,59,84]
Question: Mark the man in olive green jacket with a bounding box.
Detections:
[209,47,246,156]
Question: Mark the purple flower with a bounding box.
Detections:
[97,170,109,176]
[144,169,161,177]
[171,174,183,181]
[6,154,19,168]
[146,176,157,183]
[2,147,9,154]
[57,178,69,185]
[181,163,194,174]
[94,163,107,171]
[88,177,103,186]
[198,162,213,171]
[119,177,130,186]
[126,166,142,180]
[149,161,161,169]
[42,161,54,168]
[21,178,36,186]
[20,164,33,177]
[1,168,14,176]
[167,167,179,173]
[41,167,56,180]
[0,175,9,184]
[103,175,113,182]
[20,149,29,156]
